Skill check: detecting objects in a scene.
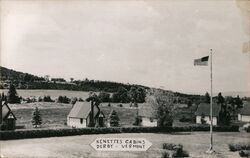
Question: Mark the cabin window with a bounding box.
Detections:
[150,118,154,122]
[80,118,83,124]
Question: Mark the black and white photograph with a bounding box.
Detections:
[0,0,249,157]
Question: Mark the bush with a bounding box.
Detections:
[43,95,53,102]
[0,125,240,140]
[57,96,70,104]
[243,125,250,133]
[162,143,189,158]
[172,145,189,157]
[163,143,176,150]
[179,116,191,122]
[247,126,250,133]
[118,104,123,107]
[239,150,250,157]
[228,143,250,152]
[78,98,84,102]
[161,151,170,158]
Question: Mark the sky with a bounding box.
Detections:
[0,0,249,95]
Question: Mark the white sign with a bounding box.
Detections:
[91,138,152,151]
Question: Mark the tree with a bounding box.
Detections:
[32,107,42,128]
[86,92,100,105]
[205,92,210,103]
[187,100,192,108]
[235,95,243,108]
[7,84,20,103]
[112,86,130,103]
[136,87,146,103]
[147,89,175,127]
[70,78,74,82]
[98,92,111,102]
[129,87,146,105]
[109,110,120,127]
[219,107,231,125]
[129,87,137,104]
[217,92,225,104]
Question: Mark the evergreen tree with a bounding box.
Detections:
[235,95,243,108]
[217,92,225,104]
[7,84,20,103]
[109,110,120,127]
[205,92,210,103]
[32,107,42,128]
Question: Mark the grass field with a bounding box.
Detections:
[10,101,197,129]
[1,132,249,158]
[11,102,138,129]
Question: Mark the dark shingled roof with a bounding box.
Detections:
[240,102,250,115]
[138,103,157,118]
[68,102,91,119]
[195,103,221,117]
[1,101,17,120]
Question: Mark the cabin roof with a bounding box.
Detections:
[240,102,250,115]
[68,102,91,119]
[138,103,157,118]
[1,101,17,120]
[195,103,220,117]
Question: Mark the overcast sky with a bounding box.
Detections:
[1,0,249,95]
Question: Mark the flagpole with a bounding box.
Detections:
[207,48,214,153]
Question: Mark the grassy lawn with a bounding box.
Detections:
[11,102,137,129]
[1,132,249,158]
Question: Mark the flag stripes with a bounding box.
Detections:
[194,56,209,66]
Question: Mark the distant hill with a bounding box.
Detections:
[0,66,149,92]
[0,66,207,103]
[0,66,45,82]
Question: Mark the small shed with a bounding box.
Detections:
[195,103,220,126]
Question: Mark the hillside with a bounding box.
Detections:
[0,66,149,92]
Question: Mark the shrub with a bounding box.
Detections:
[43,95,53,102]
[57,96,70,104]
[38,97,43,102]
[172,145,189,157]
[161,151,170,158]
[163,143,176,150]
[239,150,250,157]
[0,125,240,140]
[247,126,250,133]
[243,125,250,133]
[179,116,191,122]
[118,104,123,107]
[162,143,189,158]
[228,143,250,152]
[78,98,84,102]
